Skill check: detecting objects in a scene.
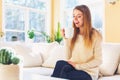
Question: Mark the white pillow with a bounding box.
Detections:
[37,42,59,62]
[14,44,42,67]
[99,44,120,76]
[42,45,67,68]
[0,42,15,49]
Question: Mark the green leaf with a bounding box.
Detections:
[27,30,35,39]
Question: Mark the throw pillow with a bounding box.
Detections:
[37,42,59,62]
[99,44,120,76]
[42,45,67,68]
[14,44,43,67]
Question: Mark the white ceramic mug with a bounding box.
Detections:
[65,27,74,38]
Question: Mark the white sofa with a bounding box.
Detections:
[0,42,120,80]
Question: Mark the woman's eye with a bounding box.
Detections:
[78,16,81,18]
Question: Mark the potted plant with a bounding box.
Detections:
[11,36,18,41]
[41,22,63,43]
[27,30,35,42]
[27,30,35,39]
[0,47,22,80]
[54,22,63,43]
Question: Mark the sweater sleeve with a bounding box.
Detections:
[64,38,72,60]
[75,36,102,70]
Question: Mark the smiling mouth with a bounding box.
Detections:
[75,22,79,25]
[74,21,79,24]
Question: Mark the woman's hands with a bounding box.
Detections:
[68,61,76,67]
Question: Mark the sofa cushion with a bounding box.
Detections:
[0,42,15,49]
[42,45,67,68]
[23,67,53,76]
[99,44,120,76]
[23,67,54,80]
[14,43,43,67]
[117,63,120,74]
[98,75,120,80]
[36,42,59,62]
[0,42,59,67]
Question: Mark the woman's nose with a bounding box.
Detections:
[74,17,78,22]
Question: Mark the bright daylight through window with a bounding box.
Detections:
[2,0,50,43]
[60,0,104,34]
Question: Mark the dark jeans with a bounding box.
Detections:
[51,60,92,80]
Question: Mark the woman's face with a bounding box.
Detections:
[73,9,84,28]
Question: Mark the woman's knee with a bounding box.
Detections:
[56,60,68,65]
[62,65,74,72]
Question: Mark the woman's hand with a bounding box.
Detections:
[68,61,76,67]
[61,28,65,38]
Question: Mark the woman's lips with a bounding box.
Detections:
[75,22,79,25]
[74,21,79,24]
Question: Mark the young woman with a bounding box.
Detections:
[51,5,102,80]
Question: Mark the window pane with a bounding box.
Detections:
[92,14,103,29]
[5,31,25,42]
[34,34,45,43]
[26,0,46,10]
[5,0,26,6]
[5,0,47,10]
[29,12,45,32]
[64,11,73,28]
[65,0,79,9]
[5,7,25,30]
[3,0,50,43]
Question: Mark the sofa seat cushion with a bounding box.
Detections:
[98,75,120,80]
[23,67,53,76]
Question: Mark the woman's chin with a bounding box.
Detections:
[75,25,79,28]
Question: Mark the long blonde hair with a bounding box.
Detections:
[70,5,94,50]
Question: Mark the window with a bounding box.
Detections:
[60,0,104,33]
[2,0,50,43]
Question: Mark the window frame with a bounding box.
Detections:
[2,0,51,43]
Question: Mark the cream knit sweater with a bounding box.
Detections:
[64,30,102,79]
